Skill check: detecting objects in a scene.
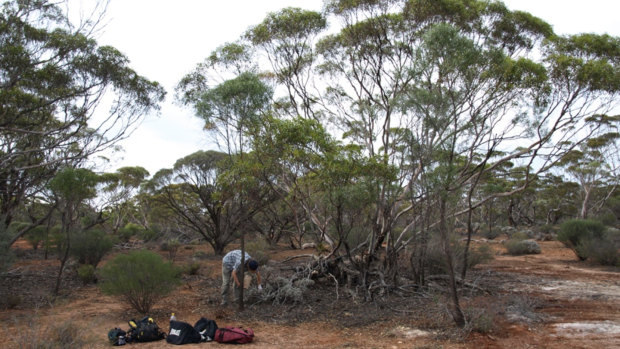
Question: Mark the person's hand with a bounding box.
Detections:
[258,284,263,291]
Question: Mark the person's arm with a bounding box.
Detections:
[256,270,262,289]
[231,269,241,287]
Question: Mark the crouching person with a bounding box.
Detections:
[221,250,262,305]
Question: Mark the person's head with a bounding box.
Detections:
[247,259,258,272]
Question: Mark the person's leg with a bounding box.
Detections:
[233,276,241,303]
[221,263,232,305]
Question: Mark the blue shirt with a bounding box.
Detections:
[222,250,251,271]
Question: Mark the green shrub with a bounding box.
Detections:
[14,318,94,349]
[0,223,15,272]
[245,238,270,265]
[25,225,46,250]
[138,229,159,242]
[70,229,116,267]
[577,235,619,266]
[511,231,530,241]
[98,250,181,314]
[558,219,606,260]
[481,226,501,240]
[160,238,180,261]
[424,236,493,275]
[77,264,97,285]
[538,224,554,234]
[181,262,201,275]
[505,239,541,255]
[595,212,617,226]
[116,223,137,242]
[193,250,210,260]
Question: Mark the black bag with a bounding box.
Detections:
[126,316,165,343]
[107,327,126,346]
[166,320,202,345]
[194,317,218,342]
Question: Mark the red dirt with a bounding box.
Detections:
[1,239,618,348]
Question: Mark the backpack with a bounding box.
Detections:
[166,320,202,345]
[214,326,254,344]
[107,327,126,346]
[126,316,166,343]
[194,317,218,342]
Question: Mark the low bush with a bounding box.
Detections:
[558,219,606,261]
[181,262,201,276]
[248,276,314,305]
[481,226,501,240]
[138,229,159,242]
[117,223,143,242]
[0,224,14,272]
[505,239,541,255]
[14,318,94,349]
[71,229,116,267]
[577,237,620,266]
[98,250,181,314]
[24,225,46,251]
[245,238,270,265]
[77,264,97,285]
[424,236,494,275]
[160,238,180,261]
[193,250,210,260]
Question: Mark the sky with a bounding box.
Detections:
[87,0,620,176]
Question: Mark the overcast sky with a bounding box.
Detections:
[90,0,620,176]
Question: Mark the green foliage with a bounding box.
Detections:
[425,235,493,275]
[481,226,501,240]
[505,239,541,255]
[247,7,326,44]
[245,238,270,265]
[0,223,15,271]
[48,167,99,202]
[98,250,181,314]
[70,229,116,267]
[558,219,605,255]
[558,219,616,263]
[24,225,46,251]
[195,72,273,136]
[138,229,159,242]
[577,237,619,266]
[511,231,530,241]
[595,212,618,226]
[117,223,143,242]
[160,238,180,261]
[181,262,201,276]
[77,264,97,285]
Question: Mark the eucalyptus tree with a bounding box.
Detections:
[0,0,165,241]
[99,166,150,234]
[149,150,233,255]
[236,0,620,326]
[178,44,275,309]
[245,7,327,119]
[48,166,99,295]
[559,116,620,219]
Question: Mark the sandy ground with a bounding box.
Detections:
[0,239,618,348]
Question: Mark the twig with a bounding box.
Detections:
[280,254,317,263]
[327,273,339,300]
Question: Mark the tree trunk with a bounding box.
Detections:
[238,232,245,311]
[580,187,591,219]
[439,197,465,327]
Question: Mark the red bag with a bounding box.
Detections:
[214,327,254,344]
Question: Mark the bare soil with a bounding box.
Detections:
[1,239,618,348]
